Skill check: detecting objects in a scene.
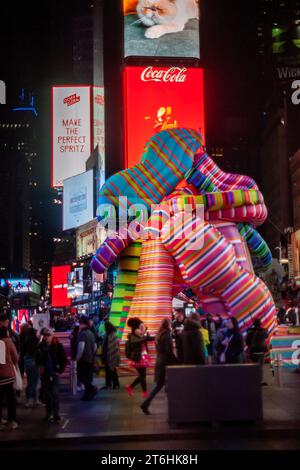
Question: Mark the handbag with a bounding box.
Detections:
[13,364,23,391]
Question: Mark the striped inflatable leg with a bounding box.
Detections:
[109,241,142,338]
[125,239,174,336]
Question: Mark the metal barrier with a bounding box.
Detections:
[274,352,283,387]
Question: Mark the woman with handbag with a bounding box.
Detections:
[0,326,19,430]
[125,317,154,397]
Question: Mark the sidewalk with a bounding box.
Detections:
[1,366,300,449]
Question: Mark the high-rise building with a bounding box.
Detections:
[256,0,300,261]
[0,89,49,281]
[73,12,94,84]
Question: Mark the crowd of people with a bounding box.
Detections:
[123,309,270,415]
[0,312,67,430]
[277,304,300,326]
[0,307,272,428]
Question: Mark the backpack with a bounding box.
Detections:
[125,337,133,360]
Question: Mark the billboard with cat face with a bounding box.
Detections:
[123,65,205,167]
[123,0,200,59]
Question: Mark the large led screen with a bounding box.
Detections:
[123,65,205,167]
[123,0,200,59]
[51,266,71,308]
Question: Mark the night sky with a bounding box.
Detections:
[0,0,266,187]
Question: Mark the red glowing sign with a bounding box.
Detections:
[123,66,205,168]
[51,266,71,307]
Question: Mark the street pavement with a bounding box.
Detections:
[0,366,300,450]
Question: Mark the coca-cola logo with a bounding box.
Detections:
[141,67,187,83]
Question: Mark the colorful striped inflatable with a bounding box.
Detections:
[160,212,276,335]
[90,128,275,345]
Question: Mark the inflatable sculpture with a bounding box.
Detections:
[91,128,276,340]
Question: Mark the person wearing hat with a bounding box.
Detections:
[76,316,98,401]
[36,328,67,423]
[125,317,154,398]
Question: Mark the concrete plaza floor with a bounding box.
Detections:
[0,366,300,450]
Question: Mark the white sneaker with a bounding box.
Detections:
[0,419,8,424]
[7,421,18,430]
[33,400,45,407]
[24,400,34,408]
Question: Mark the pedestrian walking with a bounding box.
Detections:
[140,318,177,415]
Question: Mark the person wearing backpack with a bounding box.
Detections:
[125,317,154,398]
[36,328,67,423]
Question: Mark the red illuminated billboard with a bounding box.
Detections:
[51,265,71,308]
[123,66,205,168]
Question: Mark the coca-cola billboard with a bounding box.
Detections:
[124,66,205,167]
[123,0,200,59]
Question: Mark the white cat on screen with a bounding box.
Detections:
[137,0,199,39]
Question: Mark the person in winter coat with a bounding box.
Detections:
[172,309,185,363]
[181,313,206,365]
[19,323,31,377]
[0,326,19,430]
[140,318,177,415]
[246,318,269,384]
[36,328,67,423]
[125,317,154,397]
[76,316,97,401]
[221,317,245,364]
[102,321,120,390]
[23,327,42,407]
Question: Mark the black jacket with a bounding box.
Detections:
[23,330,39,358]
[128,333,154,363]
[37,340,67,376]
[225,330,244,363]
[246,326,268,354]
[154,330,178,384]
[182,318,205,365]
